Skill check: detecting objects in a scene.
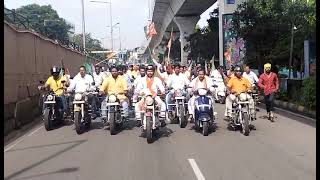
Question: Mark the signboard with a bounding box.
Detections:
[222,14,246,69]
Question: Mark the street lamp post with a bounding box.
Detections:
[90,0,113,51]
[81,0,86,51]
[107,23,120,50]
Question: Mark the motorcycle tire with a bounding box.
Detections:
[146,117,153,144]
[242,112,250,136]
[220,96,226,104]
[179,105,187,128]
[202,121,209,136]
[74,111,83,135]
[85,117,91,130]
[109,107,116,135]
[44,109,53,131]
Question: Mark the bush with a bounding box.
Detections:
[301,76,316,109]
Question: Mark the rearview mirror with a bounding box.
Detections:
[39,80,44,84]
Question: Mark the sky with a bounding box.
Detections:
[4,0,217,50]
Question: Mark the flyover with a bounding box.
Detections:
[145,0,217,65]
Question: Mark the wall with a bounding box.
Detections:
[4,22,96,136]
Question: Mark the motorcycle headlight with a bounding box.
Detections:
[47,95,54,101]
[239,93,248,101]
[75,93,82,101]
[145,96,154,106]
[108,95,117,103]
[198,89,208,96]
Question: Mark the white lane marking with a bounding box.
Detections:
[27,126,43,137]
[4,125,43,153]
[188,159,205,180]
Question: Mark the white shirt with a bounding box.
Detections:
[93,72,105,88]
[243,71,259,85]
[210,69,223,79]
[67,74,95,93]
[134,75,145,88]
[189,76,214,90]
[167,73,190,90]
[136,76,165,95]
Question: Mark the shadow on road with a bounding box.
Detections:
[4,140,87,180]
[9,167,79,180]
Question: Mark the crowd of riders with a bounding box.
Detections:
[38,57,279,136]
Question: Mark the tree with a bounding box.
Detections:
[231,0,316,69]
[73,33,106,60]
[186,7,220,64]
[15,4,72,44]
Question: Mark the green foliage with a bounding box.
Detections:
[186,8,219,63]
[73,33,105,60]
[301,76,316,109]
[231,0,316,68]
[15,4,72,44]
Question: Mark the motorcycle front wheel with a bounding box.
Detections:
[202,121,209,136]
[242,112,250,136]
[179,105,187,128]
[44,108,53,131]
[74,111,83,134]
[146,116,153,143]
[109,107,116,135]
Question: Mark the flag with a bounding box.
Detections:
[167,28,173,49]
[147,22,157,38]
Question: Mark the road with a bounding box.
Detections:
[4,103,316,180]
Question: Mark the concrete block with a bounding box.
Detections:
[4,118,16,136]
[297,105,305,112]
[4,102,15,120]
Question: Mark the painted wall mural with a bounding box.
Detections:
[223,14,246,68]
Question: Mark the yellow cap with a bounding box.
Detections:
[264,63,271,70]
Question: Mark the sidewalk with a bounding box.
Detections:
[260,97,316,121]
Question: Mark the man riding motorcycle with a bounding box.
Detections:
[225,66,255,125]
[99,66,129,121]
[39,66,69,115]
[133,65,146,104]
[93,65,105,89]
[166,64,190,113]
[134,65,166,126]
[187,68,215,122]
[67,66,98,118]
[242,65,259,87]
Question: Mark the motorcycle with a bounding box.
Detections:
[212,78,226,104]
[193,87,217,136]
[103,93,125,135]
[167,88,188,128]
[248,84,260,121]
[73,91,98,134]
[38,81,65,131]
[141,94,165,143]
[229,92,252,136]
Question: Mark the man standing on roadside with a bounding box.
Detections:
[258,63,279,122]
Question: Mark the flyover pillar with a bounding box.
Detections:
[174,16,200,66]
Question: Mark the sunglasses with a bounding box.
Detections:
[235,70,241,72]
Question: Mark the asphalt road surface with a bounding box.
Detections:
[4,103,316,180]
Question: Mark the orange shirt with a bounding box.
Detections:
[227,76,251,95]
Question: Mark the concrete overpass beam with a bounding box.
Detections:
[174,16,200,66]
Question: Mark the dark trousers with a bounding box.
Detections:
[264,93,275,112]
[87,94,97,114]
